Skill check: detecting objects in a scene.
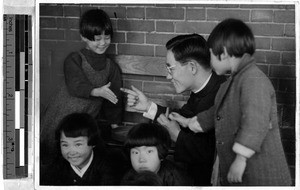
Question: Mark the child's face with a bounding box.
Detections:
[210,49,230,75]
[82,33,111,54]
[60,132,94,169]
[130,146,161,174]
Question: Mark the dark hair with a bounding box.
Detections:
[55,112,101,147]
[207,18,255,59]
[121,170,163,186]
[80,9,113,41]
[165,34,210,69]
[124,123,171,160]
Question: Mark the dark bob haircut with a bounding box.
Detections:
[124,123,171,160]
[55,112,101,147]
[165,33,210,69]
[80,9,113,41]
[207,18,255,59]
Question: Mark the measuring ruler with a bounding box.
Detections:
[3,14,32,179]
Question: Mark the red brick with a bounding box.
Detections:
[106,44,116,55]
[278,79,296,93]
[63,5,81,17]
[127,7,145,19]
[274,10,295,23]
[276,92,296,106]
[40,29,65,40]
[270,65,295,78]
[146,33,175,45]
[285,24,295,37]
[186,8,206,20]
[127,32,144,44]
[241,4,293,9]
[65,30,81,41]
[118,44,154,56]
[155,45,167,57]
[175,21,217,34]
[57,18,79,29]
[207,9,250,22]
[254,51,280,64]
[281,139,295,154]
[118,20,154,32]
[282,52,295,65]
[112,32,125,43]
[272,38,295,51]
[156,21,175,32]
[100,6,126,19]
[249,23,284,36]
[123,80,143,90]
[146,8,184,20]
[251,10,273,22]
[255,37,271,50]
[256,64,269,76]
[40,17,56,28]
[40,4,63,16]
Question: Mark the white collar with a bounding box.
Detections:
[193,72,212,93]
[70,150,94,178]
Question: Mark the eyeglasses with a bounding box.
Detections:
[166,65,176,74]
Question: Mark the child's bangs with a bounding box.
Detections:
[126,135,158,148]
[63,127,89,139]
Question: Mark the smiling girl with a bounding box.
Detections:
[40,9,123,164]
[40,113,117,185]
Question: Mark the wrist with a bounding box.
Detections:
[235,153,247,162]
[145,101,152,112]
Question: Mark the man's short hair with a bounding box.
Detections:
[166,34,210,69]
[207,18,255,59]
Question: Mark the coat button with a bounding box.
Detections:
[216,141,224,145]
[73,179,77,183]
[216,115,221,120]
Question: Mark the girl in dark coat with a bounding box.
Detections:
[122,123,192,186]
[40,113,118,185]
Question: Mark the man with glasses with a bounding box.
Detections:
[121,34,226,186]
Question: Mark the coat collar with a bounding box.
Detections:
[215,54,255,111]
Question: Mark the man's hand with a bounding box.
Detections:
[120,86,151,112]
[168,112,189,127]
[157,114,180,142]
[227,154,247,183]
[91,82,118,104]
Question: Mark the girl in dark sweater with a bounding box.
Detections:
[40,9,123,164]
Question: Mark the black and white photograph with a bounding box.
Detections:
[1,0,299,189]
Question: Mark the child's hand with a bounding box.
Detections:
[227,154,247,183]
[168,112,189,127]
[91,82,118,104]
[187,116,203,133]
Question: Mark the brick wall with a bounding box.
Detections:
[39,3,296,185]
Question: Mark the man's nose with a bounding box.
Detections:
[166,72,172,80]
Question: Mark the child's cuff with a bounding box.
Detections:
[232,142,255,158]
[143,102,157,120]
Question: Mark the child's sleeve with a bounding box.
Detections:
[234,76,274,153]
[64,52,94,98]
[195,106,215,132]
[100,60,123,124]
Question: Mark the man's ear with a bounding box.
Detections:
[189,60,198,75]
[220,47,229,60]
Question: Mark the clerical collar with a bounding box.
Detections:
[193,72,212,93]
